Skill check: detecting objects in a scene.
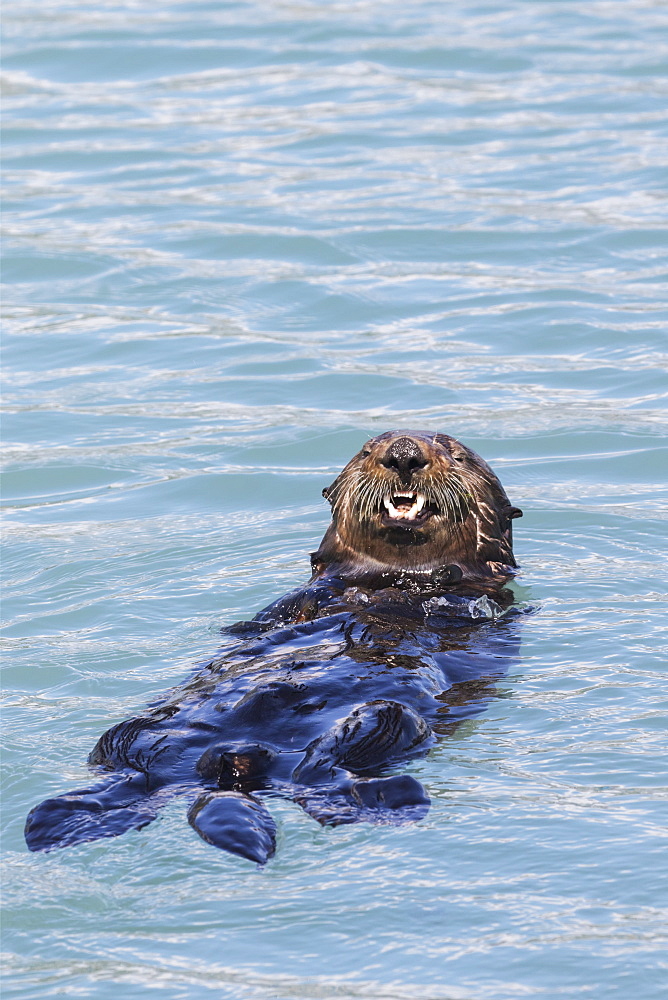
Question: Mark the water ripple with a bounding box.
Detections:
[3,2,668,999]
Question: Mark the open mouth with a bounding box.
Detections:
[382,491,432,523]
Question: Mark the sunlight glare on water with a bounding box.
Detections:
[2,1,667,998]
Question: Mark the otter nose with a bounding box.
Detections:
[381,437,428,478]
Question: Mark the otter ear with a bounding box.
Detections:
[498,504,522,556]
[473,484,522,568]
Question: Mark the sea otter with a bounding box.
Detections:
[25,430,524,863]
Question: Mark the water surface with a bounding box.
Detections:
[2,1,667,998]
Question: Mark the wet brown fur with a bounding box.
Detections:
[311,430,522,591]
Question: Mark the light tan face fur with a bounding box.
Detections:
[316,430,520,581]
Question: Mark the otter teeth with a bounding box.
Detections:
[384,492,426,520]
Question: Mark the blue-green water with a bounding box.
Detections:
[2,1,667,997]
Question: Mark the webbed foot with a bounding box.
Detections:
[295,774,430,827]
[25,774,162,852]
[293,699,431,783]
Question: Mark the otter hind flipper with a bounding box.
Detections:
[295,774,430,827]
[292,699,432,784]
[187,791,277,864]
[24,773,163,853]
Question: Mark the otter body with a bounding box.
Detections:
[25,431,523,863]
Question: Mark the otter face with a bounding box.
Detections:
[326,432,470,538]
[315,430,522,584]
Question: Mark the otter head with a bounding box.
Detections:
[311,430,522,590]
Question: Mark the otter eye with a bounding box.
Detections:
[452,453,465,462]
[360,449,371,458]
